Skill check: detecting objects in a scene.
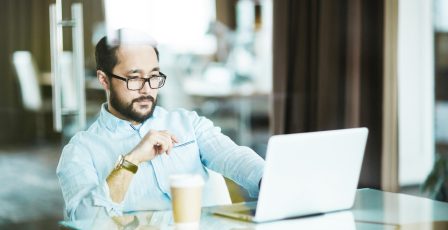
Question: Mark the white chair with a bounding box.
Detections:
[12,51,51,140]
[12,51,78,112]
[12,51,44,111]
[203,169,232,206]
[13,51,98,139]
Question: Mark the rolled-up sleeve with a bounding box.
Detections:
[56,142,123,220]
[189,111,265,197]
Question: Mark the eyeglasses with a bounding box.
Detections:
[106,71,167,90]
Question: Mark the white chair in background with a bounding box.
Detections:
[12,51,50,140]
[13,51,95,139]
[203,169,232,206]
[12,51,44,112]
[12,51,78,112]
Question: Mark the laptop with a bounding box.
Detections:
[212,127,369,222]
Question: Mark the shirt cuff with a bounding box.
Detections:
[91,182,125,216]
[246,165,264,197]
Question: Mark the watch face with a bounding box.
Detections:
[115,155,124,170]
[113,155,138,174]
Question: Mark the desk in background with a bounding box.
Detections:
[59,189,448,229]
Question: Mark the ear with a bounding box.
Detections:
[97,70,110,90]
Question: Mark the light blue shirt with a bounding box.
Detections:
[57,104,265,220]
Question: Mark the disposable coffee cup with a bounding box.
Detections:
[170,174,204,229]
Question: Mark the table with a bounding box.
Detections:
[59,189,448,229]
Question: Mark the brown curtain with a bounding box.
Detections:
[272,0,384,188]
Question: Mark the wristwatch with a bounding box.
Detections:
[115,155,138,174]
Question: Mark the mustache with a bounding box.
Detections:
[132,95,155,104]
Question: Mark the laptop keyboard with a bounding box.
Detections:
[236,208,256,216]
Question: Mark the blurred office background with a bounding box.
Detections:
[0,0,447,229]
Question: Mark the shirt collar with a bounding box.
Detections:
[98,103,159,132]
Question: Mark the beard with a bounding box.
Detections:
[109,87,157,123]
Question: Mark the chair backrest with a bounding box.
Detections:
[12,51,43,111]
[203,169,232,206]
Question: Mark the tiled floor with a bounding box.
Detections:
[0,143,64,229]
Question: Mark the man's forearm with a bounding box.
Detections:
[105,130,175,203]
[106,155,139,203]
[106,168,134,203]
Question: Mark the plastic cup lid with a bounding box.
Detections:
[169,174,204,188]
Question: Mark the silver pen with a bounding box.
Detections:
[173,140,196,148]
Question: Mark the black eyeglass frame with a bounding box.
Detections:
[105,71,167,90]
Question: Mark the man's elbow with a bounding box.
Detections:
[69,199,108,221]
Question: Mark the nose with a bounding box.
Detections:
[139,79,152,94]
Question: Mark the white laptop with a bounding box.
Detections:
[212,127,369,222]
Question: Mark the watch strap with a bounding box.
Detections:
[117,155,138,174]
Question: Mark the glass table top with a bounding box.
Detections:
[59,189,448,230]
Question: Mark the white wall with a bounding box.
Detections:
[397,0,434,185]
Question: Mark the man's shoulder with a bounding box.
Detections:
[66,121,102,145]
[65,131,94,148]
[60,123,107,161]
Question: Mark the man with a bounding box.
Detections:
[56,30,265,220]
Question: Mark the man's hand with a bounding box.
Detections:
[126,130,178,165]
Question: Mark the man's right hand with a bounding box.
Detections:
[126,130,178,165]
